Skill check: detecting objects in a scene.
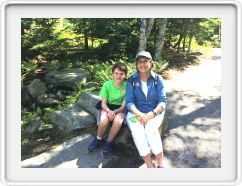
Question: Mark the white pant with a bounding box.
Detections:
[126,111,164,157]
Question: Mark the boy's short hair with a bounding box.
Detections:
[112,62,128,75]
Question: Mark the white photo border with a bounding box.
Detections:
[0,0,242,186]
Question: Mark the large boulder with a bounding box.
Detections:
[45,68,90,90]
[50,104,96,132]
[28,79,47,98]
[76,91,101,118]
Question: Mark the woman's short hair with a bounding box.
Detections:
[112,62,128,75]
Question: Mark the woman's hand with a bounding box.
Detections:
[138,111,155,125]
[146,111,155,120]
[137,113,148,125]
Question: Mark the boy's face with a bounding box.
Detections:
[112,68,126,83]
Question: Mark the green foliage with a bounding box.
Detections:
[42,108,54,123]
[57,90,83,110]
[44,60,59,71]
[21,61,38,80]
[21,110,38,130]
[153,60,169,73]
[190,38,213,57]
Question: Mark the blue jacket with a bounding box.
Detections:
[125,71,167,113]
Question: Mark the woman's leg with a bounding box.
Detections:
[156,152,164,167]
[143,153,155,168]
[144,113,165,160]
[126,112,153,167]
[97,111,110,138]
[107,113,124,141]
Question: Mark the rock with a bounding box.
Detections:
[50,104,96,132]
[158,113,168,137]
[21,84,31,105]
[83,81,100,89]
[48,93,56,98]
[59,90,75,95]
[25,117,43,133]
[29,102,36,111]
[37,94,48,99]
[21,134,121,168]
[113,126,138,156]
[56,91,65,101]
[45,68,90,91]
[38,123,54,132]
[46,84,57,93]
[76,91,101,118]
[28,79,47,98]
[37,95,61,106]
[43,136,51,142]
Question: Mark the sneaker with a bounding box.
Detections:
[157,165,165,168]
[101,140,112,158]
[88,138,101,152]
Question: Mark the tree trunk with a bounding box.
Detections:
[154,19,167,61]
[167,28,172,48]
[91,37,94,49]
[138,18,147,52]
[182,20,188,52]
[187,34,193,54]
[182,32,187,52]
[146,18,155,39]
[173,33,183,49]
[84,30,89,50]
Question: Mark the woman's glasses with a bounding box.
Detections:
[137,59,150,65]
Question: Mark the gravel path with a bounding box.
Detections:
[163,48,221,168]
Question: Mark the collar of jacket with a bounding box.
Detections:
[132,70,157,80]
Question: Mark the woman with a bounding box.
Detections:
[125,51,167,168]
[88,62,127,158]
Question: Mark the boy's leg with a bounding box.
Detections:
[107,112,124,141]
[88,111,110,153]
[97,110,110,138]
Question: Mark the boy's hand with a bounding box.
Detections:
[107,110,115,121]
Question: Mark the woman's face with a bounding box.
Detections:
[112,68,126,84]
[136,57,152,73]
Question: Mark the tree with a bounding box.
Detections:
[154,18,167,61]
[138,18,155,52]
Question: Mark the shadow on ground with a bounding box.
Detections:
[163,90,221,168]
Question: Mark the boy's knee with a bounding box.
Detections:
[114,113,125,123]
[99,119,109,126]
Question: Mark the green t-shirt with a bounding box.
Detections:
[99,80,126,105]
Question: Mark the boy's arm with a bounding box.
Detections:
[101,98,111,112]
[114,100,126,114]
